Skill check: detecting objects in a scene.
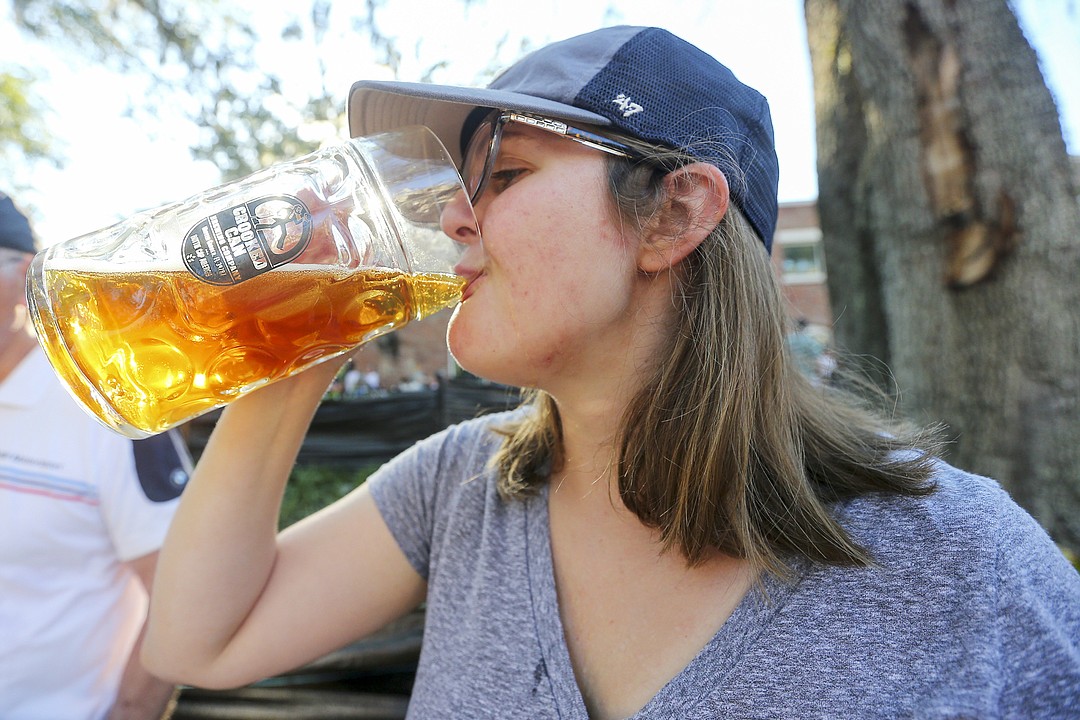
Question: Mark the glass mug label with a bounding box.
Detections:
[182,195,313,285]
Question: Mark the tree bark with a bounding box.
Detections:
[805,0,1080,549]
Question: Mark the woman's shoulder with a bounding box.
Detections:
[418,406,531,462]
[840,456,1066,576]
[368,406,529,493]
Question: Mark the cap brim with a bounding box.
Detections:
[347,80,612,165]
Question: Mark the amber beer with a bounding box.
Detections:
[27,126,476,437]
[33,262,463,436]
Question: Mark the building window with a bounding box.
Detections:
[782,242,824,275]
[776,228,826,284]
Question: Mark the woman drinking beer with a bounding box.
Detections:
[143,26,1080,718]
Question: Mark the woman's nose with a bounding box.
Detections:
[440,189,481,245]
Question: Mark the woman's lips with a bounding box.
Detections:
[459,270,484,301]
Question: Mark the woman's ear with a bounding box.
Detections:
[638,163,729,273]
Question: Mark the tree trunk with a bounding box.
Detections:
[804,0,1080,549]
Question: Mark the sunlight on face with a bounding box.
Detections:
[447,126,644,391]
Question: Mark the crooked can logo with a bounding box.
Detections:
[182,195,313,285]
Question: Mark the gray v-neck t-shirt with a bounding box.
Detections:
[367,411,1080,718]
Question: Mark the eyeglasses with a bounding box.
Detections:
[461,110,642,204]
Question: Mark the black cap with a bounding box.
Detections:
[348,26,779,251]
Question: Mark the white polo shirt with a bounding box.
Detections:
[0,348,190,720]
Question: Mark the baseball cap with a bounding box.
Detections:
[0,194,36,254]
[347,26,780,251]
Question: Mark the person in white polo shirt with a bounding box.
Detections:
[0,193,190,720]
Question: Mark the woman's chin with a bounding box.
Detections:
[446,316,487,379]
[448,310,540,388]
[448,337,516,387]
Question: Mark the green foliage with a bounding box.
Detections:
[1062,545,1080,574]
[278,463,380,529]
[0,68,58,174]
[10,0,333,179]
[7,0,511,184]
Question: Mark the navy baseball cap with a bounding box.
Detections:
[348,26,780,251]
[0,194,36,254]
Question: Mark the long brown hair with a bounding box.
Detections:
[490,141,939,578]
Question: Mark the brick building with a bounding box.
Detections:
[772,200,832,342]
[342,311,454,390]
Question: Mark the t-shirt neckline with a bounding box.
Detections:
[524,482,808,718]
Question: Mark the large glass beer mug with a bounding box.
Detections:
[26,126,477,438]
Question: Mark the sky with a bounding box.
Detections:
[2,0,1078,246]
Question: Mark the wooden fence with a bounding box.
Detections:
[183,376,521,467]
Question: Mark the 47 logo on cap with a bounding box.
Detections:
[612,94,644,117]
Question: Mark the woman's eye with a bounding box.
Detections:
[489,168,527,193]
